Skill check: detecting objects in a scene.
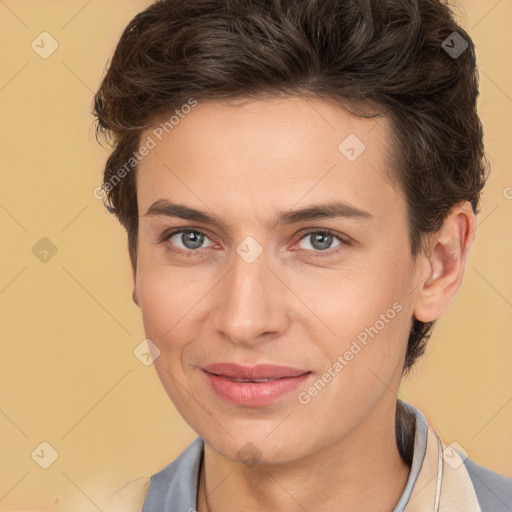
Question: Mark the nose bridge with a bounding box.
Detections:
[212,243,285,344]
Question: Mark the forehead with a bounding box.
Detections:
[135,96,401,224]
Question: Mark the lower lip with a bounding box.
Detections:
[203,370,312,407]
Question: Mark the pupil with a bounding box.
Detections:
[183,231,204,249]
[312,233,331,250]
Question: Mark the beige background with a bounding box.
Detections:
[1,0,511,509]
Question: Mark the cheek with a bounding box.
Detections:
[136,248,209,326]
[300,290,410,421]
[135,259,220,376]
[136,268,204,406]
[296,255,408,326]
[301,255,412,375]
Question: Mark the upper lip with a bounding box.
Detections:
[202,363,311,380]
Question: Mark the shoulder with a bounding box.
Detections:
[107,437,204,511]
[461,452,512,511]
[143,436,204,506]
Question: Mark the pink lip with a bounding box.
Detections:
[202,363,312,407]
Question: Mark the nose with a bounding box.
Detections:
[210,246,289,347]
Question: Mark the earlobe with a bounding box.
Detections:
[132,268,140,307]
[412,202,475,323]
[132,288,140,307]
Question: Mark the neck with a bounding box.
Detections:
[197,398,412,512]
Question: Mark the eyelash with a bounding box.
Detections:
[158,227,350,259]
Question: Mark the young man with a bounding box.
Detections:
[92,0,511,510]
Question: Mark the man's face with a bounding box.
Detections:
[134,97,422,464]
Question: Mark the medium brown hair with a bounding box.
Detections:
[92,0,488,375]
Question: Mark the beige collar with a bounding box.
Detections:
[404,425,481,511]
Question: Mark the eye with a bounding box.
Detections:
[160,228,216,256]
[294,230,347,256]
[159,227,350,258]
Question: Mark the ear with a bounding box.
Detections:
[413,201,476,323]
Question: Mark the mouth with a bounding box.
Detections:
[205,375,284,383]
[202,362,311,380]
[201,363,312,407]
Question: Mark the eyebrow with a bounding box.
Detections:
[144,199,373,232]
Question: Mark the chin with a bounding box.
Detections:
[203,426,310,466]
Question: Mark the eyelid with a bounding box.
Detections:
[291,228,350,257]
[158,226,216,244]
[294,227,351,245]
[158,227,219,257]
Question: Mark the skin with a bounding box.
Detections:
[133,96,475,511]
